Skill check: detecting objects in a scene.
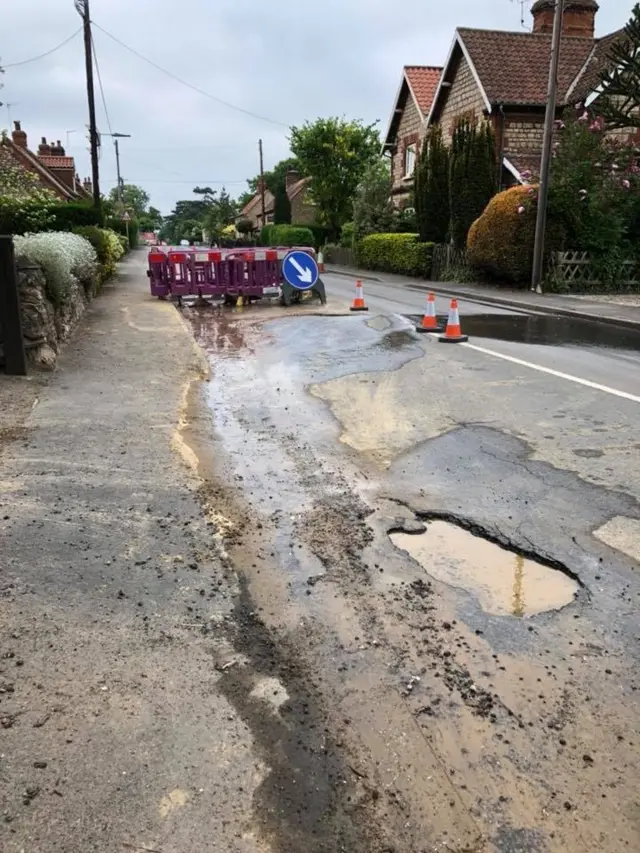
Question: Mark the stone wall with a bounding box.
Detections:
[8,259,88,369]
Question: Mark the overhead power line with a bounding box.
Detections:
[3,28,82,68]
[92,22,290,128]
[90,32,114,136]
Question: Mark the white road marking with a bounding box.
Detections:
[461,342,640,404]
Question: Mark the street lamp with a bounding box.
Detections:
[99,132,131,205]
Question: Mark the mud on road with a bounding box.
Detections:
[176,304,640,853]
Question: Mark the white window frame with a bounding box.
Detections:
[403,143,416,178]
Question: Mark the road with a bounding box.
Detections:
[1,256,638,853]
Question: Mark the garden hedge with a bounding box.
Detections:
[265,224,315,247]
[355,233,433,277]
[467,186,537,286]
[73,226,125,282]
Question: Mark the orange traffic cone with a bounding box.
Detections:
[349,279,368,312]
[416,292,443,333]
[438,298,468,343]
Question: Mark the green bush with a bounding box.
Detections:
[73,226,125,284]
[299,222,332,249]
[267,224,315,247]
[0,195,56,234]
[339,222,355,248]
[355,233,433,277]
[105,216,140,249]
[259,224,274,246]
[50,202,104,230]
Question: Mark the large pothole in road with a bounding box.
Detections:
[389,518,579,617]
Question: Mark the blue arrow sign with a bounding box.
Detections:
[282,250,319,290]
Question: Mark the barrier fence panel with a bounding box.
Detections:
[147,246,318,302]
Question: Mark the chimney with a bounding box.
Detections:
[38,137,52,156]
[56,140,66,156]
[83,177,92,195]
[531,0,599,38]
[11,120,28,149]
[285,168,300,190]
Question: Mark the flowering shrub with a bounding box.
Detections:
[13,231,98,306]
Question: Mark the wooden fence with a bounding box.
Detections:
[431,244,470,282]
[0,236,27,376]
[548,251,640,290]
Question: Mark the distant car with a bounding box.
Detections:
[180,239,190,246]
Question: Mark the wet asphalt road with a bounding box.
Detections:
[183,275,640,852]
[321,272,640,398]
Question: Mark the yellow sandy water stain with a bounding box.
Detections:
[159,788,188,818]
[390,521,578,617]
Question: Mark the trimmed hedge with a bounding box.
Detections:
[266,224,315,247]
[355,233,433,277]
[50,201,104,230]
[467,186,537,286]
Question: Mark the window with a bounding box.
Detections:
[404,143,416,177]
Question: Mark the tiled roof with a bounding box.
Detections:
[286,177,308,200]
[405,66,442,116]
[567,28,626,103]
[457,28,594,106]
[38,155,75,169]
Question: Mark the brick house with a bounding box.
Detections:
[383,2,626,196]
[0,121,91,200]
[425,0,625,185]
[237,169,317,231]
[382,66,442,205]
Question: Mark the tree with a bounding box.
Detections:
[108,183,150,217]
[449,120,496,249]
[138,206,163,231]
[273,180,292,224]
[352,159,394,239]
[598,3,640,131]
[289,117,380,238]
[414,125,450,244]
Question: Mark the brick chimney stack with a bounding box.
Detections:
[285,168,300,190]
[531,0,599,38]
[83,177,93,194]
[38,137,52,156]
[11,121,28,149]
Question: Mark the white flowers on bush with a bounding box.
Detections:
[14,231,98,306]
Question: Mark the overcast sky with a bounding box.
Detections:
[1,0,631,214]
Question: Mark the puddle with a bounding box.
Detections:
[390,520,578,616]
[406,312,640,351]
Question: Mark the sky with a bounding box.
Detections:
[0,0,632,214]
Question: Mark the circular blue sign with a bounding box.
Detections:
[282,250,319,290]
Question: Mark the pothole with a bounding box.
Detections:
[389,518,579,617]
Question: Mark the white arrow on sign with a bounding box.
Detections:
[288,256,313,284]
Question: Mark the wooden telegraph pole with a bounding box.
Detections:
[259,139,266,227]
[76,0,101,209]
[531,0,565,293]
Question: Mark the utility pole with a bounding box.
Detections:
[76,0,100,209]
[531,0,564,293]
[258,138,266,227]
[114,138,123,204]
